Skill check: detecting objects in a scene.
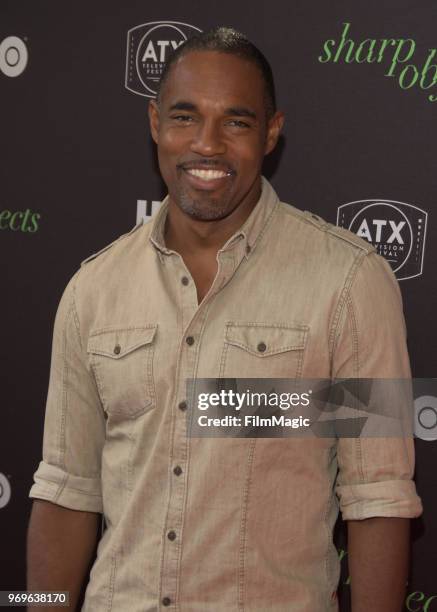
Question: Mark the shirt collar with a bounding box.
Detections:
[149,176,279,259]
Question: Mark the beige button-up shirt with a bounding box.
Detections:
[30,178,422,611]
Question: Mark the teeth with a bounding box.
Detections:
[186,168,228,180]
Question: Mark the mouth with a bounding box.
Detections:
[185,168,231,181]
[178,163,235,191]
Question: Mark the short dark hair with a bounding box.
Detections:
[157,26,277,118]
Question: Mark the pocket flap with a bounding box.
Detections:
[225,323,307,356]
[87,325,157,359]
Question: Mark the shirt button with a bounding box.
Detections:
[257,342,267,353]
[181,276,189,285]
[245,244,251,255]
[178,401,187,412]
[173,465,182,476]
[167,530,176,541]
[186,336,195,346]
[113,344,121,355]
[162,597,171,606]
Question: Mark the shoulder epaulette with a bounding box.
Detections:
[80,221,144,266]
[302,210,375,253]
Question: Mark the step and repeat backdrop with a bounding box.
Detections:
[1,1,436,609]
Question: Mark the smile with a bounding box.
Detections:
[185,168,230,181]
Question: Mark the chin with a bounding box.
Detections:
[179,196,231,222]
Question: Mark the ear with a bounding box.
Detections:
[264,111,284,156]
[148,99,160,144]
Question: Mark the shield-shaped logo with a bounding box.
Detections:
[125,21,202,98]
[337,199,428,280]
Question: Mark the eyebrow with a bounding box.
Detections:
[168,101,197,112]
[168,101,257,120]
[225,107,257,120]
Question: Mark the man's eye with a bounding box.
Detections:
[228,120,250,128]
[172,115,193,122]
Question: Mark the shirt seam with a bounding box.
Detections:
[328,250,366,368]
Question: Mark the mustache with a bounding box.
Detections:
[177,159,236,174]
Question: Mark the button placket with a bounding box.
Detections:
[159,273,209,606]
[159,246,242,606]
[161,298,203,605]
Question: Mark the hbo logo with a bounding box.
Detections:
[414,396,437,441]
[0,36,28,77]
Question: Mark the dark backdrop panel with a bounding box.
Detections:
[1,1,436,609]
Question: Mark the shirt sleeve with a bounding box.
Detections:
[332,251,423,521]
[29,272,105,512]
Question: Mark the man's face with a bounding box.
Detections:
[149,51,283,221]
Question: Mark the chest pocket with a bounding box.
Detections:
[87,325,157,420]
[220,322,308,379]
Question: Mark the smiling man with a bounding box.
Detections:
[27,27,421,612]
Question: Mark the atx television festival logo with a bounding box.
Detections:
[318,22,437,102]
[0,473,11,509]
[0,35,28,77]
[337,199,427,280]
[125,21,202,98]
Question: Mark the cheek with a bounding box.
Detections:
[159,128,191,153]
[236,143,265,173]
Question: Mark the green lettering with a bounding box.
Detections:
[333,23,355,64]
[318,39,335,63]
[399,64,419,89]
[9,211,23,231]
[386,38,416,77]
[424,595,437,611]
[420,49,437,90]
[20,208,32,231]
[28,212,40,233]
[377,39,397,63]
[0,210,11,229]
[406,591,425,612]
[355,39,377,63]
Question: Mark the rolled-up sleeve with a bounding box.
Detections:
[29,272,105,512]
[332,251,423,520]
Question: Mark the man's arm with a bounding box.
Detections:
[27,500,100,611]
[333,252,422,609]
[348,517,410,612]
[27,274,106,608]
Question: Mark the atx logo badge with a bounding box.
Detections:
[125,21,202,98]
[337,199,428,280]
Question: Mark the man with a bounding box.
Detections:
[27,27,422,611]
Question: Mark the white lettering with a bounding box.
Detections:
[372,219,387,242]
[387,220,406,244]
[142,41,158,62]
[356,218,372,242]
[157,40,170,62]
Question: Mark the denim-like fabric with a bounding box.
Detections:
[30,178,422,611]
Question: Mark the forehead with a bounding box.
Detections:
[160,50,266,111]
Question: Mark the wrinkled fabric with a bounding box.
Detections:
[30,178,422,611]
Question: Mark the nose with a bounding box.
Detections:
[189,119,226,157]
